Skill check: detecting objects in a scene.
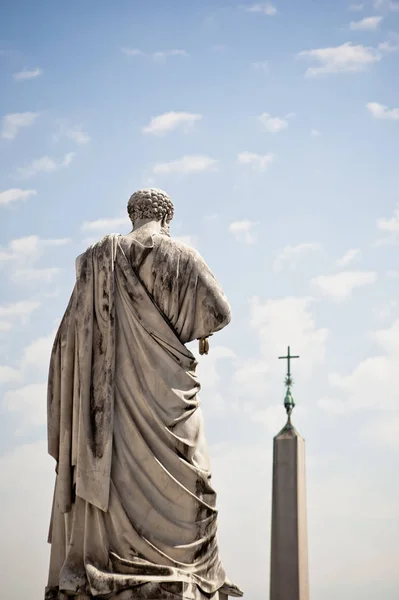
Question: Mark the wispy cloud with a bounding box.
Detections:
[367,102,399,120]
[11,267,60,284]
[0,236,69,287]
[143,111,203,135]
[152,155,217,175]
[336,248,361,267]
[65,125,90,144]
[349,16,383,30]
[273,242,321,272]
[297,42,381,77]
[310,129,322,136]
[373,0,399,10]
[348,3,365,10]
[13,68,43,81]
[0,365,21,385]
[375,205,399,245]
[121,48,145,57]
[244,3,277,15]
[228,220,257,244]
[237,151,274,171]
[0,235,71,266]
[0,188,36,207]
[251,61,270,72]
[17,152,75,178]
[0,300,41,321]
[1,112,39,140]
[311,271,377,300]
[81,216,128,232]
[153,49,189,62]
[122,48,189,62]
[378,40,399,52]
[259,111,294,133]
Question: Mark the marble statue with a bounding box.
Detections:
[45,189,243,600]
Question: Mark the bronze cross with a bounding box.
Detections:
[278,346,299,377]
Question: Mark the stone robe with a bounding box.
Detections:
[46,233,232,599]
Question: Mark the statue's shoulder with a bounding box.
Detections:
[154,233,200,261]
[75,235,118,277]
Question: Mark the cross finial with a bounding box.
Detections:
[278,346,300,422]
[278,346,299,381]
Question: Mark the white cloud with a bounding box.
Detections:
[237,151,274,171]
[1,112,39,140]
[143,111,203,135]
[273,242,321,272]
[363,414,399,448]
[65,126,90,144]
[153,155,217,175]
[196,346,236,389]
[3,383,47,431]
[245,3,277,15]
[0,366,21,384]
[13,68,42,81]
[228,220,257,244]
[373,0,399,10]
[249,404,287,433]
[349,3,365,10]
[297,42,381,77]
[21,332,55,370]
[0,237,69,290]
[240,296,329,385]
[318,397,348,415]
[251,61,269,72]
[374,300,397,321]
[349,15,383,30]
[259,112,291,133]
[11,267,60,284]
[0,188,36,207]
[17,152,75,178]
[375,206,399,245]
[0,235,71,266]
[367,101,399,120]
[0,441,54,598]
[310,129,321,136]
[121,48,145,56]
[174,235,199,249]
[387,270,399,278]
[311,271,377,300]
[378,40,399,52]
[0,300,41,324]
[81,216,128,232]
[122,48,189,62]
[336,248,361,267]
[152,49,189,62]
[327,346,399,413]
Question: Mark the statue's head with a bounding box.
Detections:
[127,188,174,235]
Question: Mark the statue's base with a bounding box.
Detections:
[45,582,229,600]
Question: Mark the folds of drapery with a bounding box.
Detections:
[47,234,232,596]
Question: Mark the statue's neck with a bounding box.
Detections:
[129,219,170,244]
[133,219,162,233]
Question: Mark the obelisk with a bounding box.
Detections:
[269,347,309,600]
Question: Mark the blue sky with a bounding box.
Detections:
[1,1,399,599]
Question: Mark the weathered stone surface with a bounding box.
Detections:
[270,423,309,600]
[45,189,242,600]
[46,579,231,599]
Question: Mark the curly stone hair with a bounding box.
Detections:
[127,188,174,225]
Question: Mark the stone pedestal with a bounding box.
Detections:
[269,423,309,600]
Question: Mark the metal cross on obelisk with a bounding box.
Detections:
[278,346,299,424]
[270,346,309,600]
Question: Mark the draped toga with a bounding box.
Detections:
[46,233,232,599]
